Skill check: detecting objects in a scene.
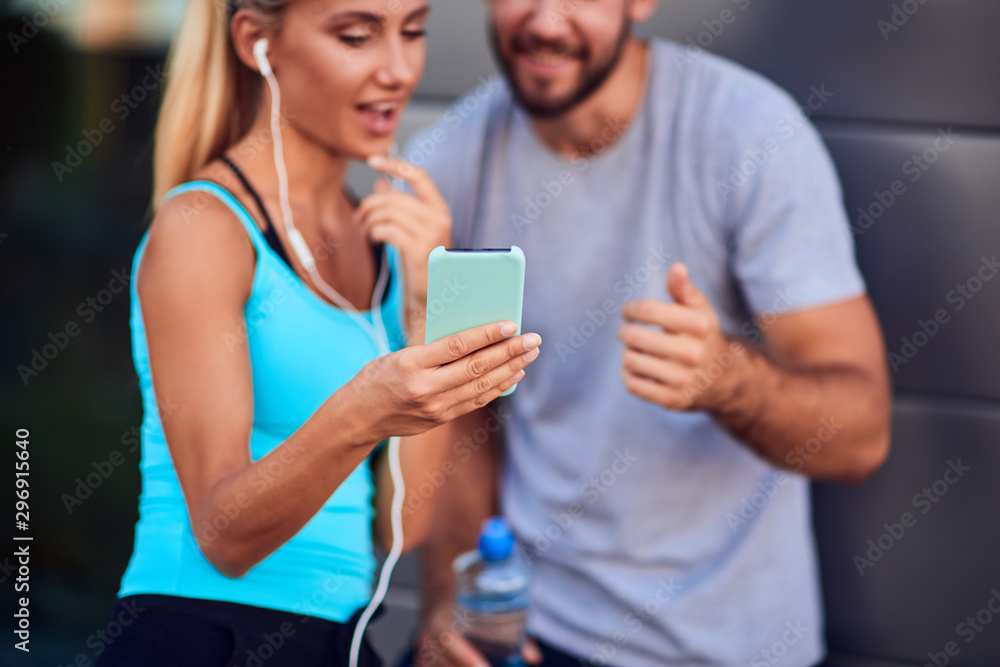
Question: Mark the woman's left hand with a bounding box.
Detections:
[356,156,452,337]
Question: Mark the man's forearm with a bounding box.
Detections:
[707,338,891,484]
[420,408,501,614]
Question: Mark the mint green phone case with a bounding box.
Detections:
[424,246,526,396]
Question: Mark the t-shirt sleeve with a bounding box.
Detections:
[717,84,866,316]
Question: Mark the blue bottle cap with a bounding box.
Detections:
[478,516,515,561]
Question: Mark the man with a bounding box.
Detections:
[405,0,891,665]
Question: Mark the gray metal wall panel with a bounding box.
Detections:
[819,125,1000,402]
[813,397,1000,666]
[417,0,1000,128]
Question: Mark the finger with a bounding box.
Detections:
[367,155,448,207]
[447,367,527,417]
[621,349,692,388]
[618,323,703,367]
[421,321,521,367]
[373,177,391,194]
[667,262,709,309]
[438,341,539,411]
[366,219,420,249]
[356,194,447,237]
[621,299,710,337]
[522,638,543,665]
[423,631,490,667]
[622,368,694,410]
[355,191,419,224]
[360,206,423,238]
[417,633,488,667]
[444,636,490,667]
[434,331,540,391]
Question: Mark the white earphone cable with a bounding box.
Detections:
[257,43,405,667]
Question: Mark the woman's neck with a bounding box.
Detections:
[234,103,353,236]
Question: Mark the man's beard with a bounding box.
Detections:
[489,18,632,119]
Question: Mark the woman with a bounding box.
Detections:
[97,0,541,664]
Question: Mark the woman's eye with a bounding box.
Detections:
[402,29,427,40]
[339,34,369,47]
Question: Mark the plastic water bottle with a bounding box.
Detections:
[454,517,530,667]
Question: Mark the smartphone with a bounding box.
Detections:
[424,246,526,396]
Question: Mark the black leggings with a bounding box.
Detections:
[95,594,382,667]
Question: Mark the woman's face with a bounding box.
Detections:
[269,0,429,159]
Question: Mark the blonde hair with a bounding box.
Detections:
[152,0,289,206]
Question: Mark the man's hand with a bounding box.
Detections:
[619,261,890,483]
[618,262,737,411]
[414,603,542,667]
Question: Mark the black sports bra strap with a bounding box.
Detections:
[219,154,295,270]
[217,154,390,305]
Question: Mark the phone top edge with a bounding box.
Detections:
[445,248,513,252]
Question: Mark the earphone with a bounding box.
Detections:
[252,38,405,667]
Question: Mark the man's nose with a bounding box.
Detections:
[522,0,576,42]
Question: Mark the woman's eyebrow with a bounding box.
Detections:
[327,5,430,26]
[403,5,431,22]
[327,10,385,25]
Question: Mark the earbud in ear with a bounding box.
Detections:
[252,38,272,76]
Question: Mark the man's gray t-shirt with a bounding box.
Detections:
[407,39,864,666]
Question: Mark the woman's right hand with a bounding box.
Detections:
[344,321,541,444]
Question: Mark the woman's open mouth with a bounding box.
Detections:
[355,99,403,136]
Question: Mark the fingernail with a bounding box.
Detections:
[500,322,517,336]
[367,155,386,168]
[512,370,526,382]
[522,348,539,362]
[523,334,541,350]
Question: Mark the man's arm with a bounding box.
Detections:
[414,408,500,667]
[619,263,891,484]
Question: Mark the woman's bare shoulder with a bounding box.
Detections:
[140,181,257,306]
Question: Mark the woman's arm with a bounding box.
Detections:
[140,194,540,578]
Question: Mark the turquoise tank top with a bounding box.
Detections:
[118,181,407,621]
